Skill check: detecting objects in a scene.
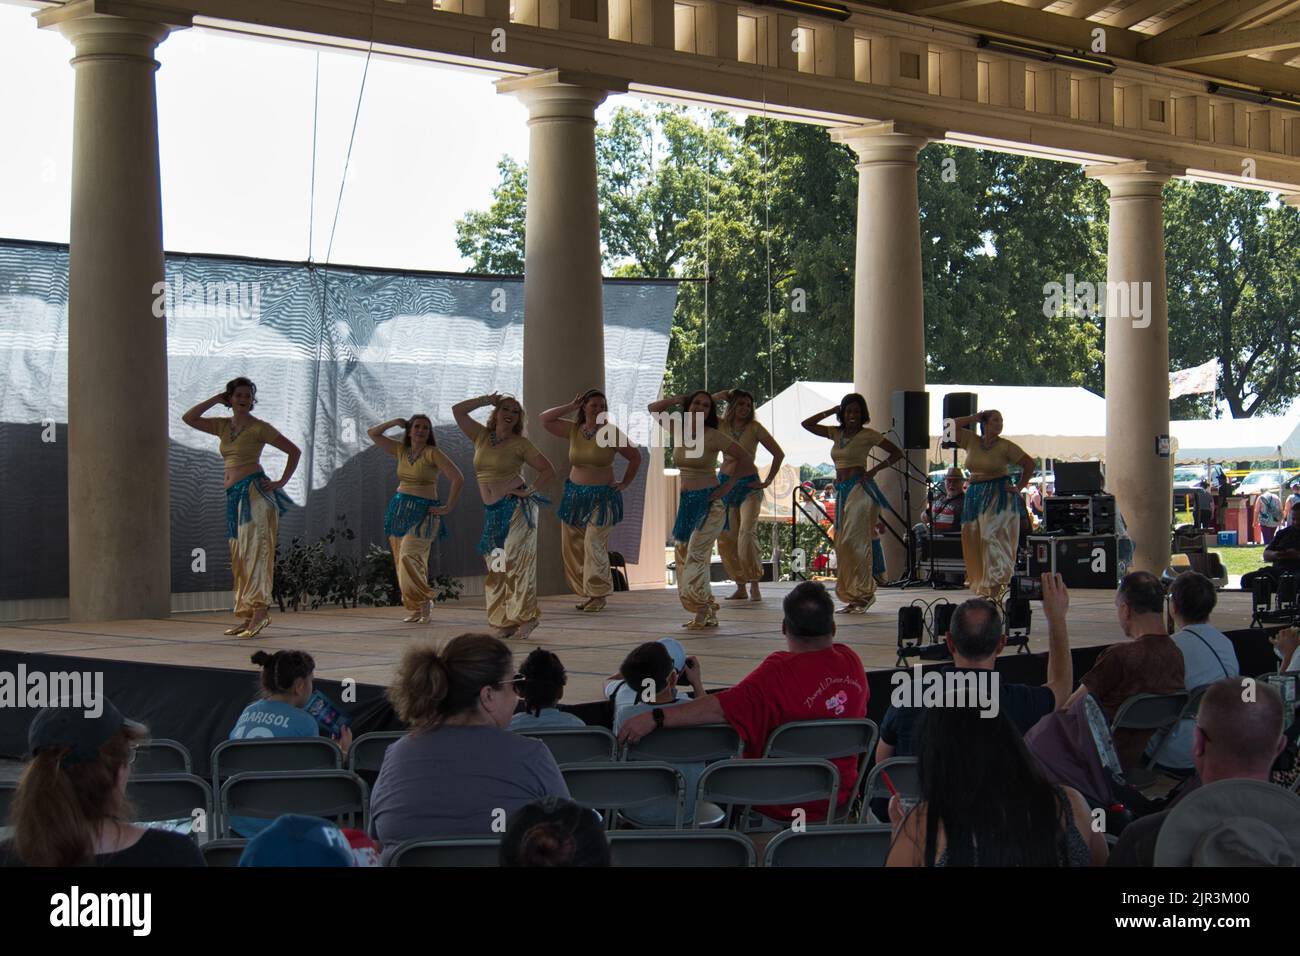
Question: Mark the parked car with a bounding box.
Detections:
[1235,469,1300,496]
[1172,465,1207,492]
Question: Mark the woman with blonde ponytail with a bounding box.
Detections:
[368,633,570,863]
[0,701,203,866]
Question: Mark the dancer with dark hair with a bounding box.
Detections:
[950,409,1035,601]
[369,414,464,623]
[0,701,203,866]
[452,393,556,640]
[500,797,611,867]
[647,390,752,628]
[886,705,1107,867]
[540,390,641,613]
[509,648,584,730]
[369,634,569,863]
[801,393,902,613]
[713,387,784,602]
[182,377,300,639]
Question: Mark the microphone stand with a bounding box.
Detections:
[882,429,932,590]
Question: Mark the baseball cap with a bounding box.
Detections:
[238,814,357,867]
[28,698,146,766]
[1153,780,1300,867]
[657,637,687,672]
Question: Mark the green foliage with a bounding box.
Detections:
[455,156,527,274]
[273,515,462,611]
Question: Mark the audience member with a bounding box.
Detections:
[369,633,569,863]
[509,648,584,731]
[238,814,357,867]
[613,641,707,825]
[1274,626,1300,674]
[499,797,611,867]
[1286,481,1300,525]
[1064,571,1184,771]
[877,578,1072,762]
[228,650,353,838]
[604,637,696,708]
[1148,572,1238,771]
[619,580,867,822]
[1256,487,1283,545]
[1110,678,1290,866]
[921,467,966,535]
[0,700,204,867]
[885,704,1107,867]
[1192,480,1215,529]
[1243,501,1300,590]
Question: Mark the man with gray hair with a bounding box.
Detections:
[875,573,1074,761]
[1109,678,1290,866]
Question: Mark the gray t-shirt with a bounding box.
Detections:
[369,725,569,862]
[613,700,703,827]
[509,708,586,731]
[1151,624,1238,769]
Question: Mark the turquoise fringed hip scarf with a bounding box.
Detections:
[962,477,1026,521]
[673,481,726,544]
[225,471,292,540]
[721,473,762,510]
[557,480,623,528]
[479,492,551,554]
[384,492,450,540]
[834,476,888,534]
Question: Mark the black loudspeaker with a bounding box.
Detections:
[941,392,978,449]
[891,390,929,450]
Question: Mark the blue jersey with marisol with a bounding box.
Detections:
[228,700,321,837]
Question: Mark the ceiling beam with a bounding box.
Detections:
[1150,0,1279,40]
[1175,48,1300,89]
[1103,0,1183,30]
[1141,17,1300,63]
[1059,0,1115,19]
[916,1,1141,56]
[889,0,1005,15]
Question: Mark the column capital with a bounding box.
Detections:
[37,0,190,59]
[829,120,943,165]
[496,69,629,119]
[1085,159,1184,196]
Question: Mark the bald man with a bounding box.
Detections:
[1109,678,1288,866]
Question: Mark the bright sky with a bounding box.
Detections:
[0,0,624,270]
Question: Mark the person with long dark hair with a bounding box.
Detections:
[886,704,1106,866]
[647,390,752,628]
[0,701,203,867]
[452,393,556,640]
[951,409,1035,600]
[801,393,901,613]
[713,387,784,602]
[182,377,300,639]
[368,414,464,623]
[539,390,641,613]
[509,648,584,730]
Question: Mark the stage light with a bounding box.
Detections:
[976,36,1115,74]
[1279,573,1298,612]
[1267,93,1300,114]
[1005,597,1031,653]
[933,601,956,638]
[898,605,924,646]
[1206,82,1271,106]
[1252,575,1275,614]
[753,0,851,22]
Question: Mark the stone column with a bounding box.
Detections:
[497,69,628,595]
[1086,160,1183,576]
[37,1,190,621]
[830,122,940,580]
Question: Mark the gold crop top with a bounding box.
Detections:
[389,443,448,487]
[568,421,619,469]
[828,426,883,470]
[722,420,771,460]
[672,427,731,480]
[473,431,540,482]
[217,418,280,468]
[957,429,1028,482]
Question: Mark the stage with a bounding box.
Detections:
[0,580,1258,704]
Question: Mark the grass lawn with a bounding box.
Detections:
[1212,545,1265,579]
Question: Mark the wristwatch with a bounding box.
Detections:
[651,707,665,729]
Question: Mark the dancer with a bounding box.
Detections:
[712,388,784,601]
[801,393,901,613]
[648,391,752,628]
[368,415,464,623]
[539,390,641,613]
[182,377,299,638]
[951,409,1034,601]
[452,393,555,640]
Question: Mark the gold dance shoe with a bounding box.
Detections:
[224,621,250,636]
[238,617,271,640]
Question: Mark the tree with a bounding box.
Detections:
[454,156,527,274]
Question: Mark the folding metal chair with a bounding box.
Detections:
[388,837,503,867]
[763,824,893,867]
[695,758,839,831]
[762,719,879,822]
[134,739,193,776]
[520,727,617,765]
[562,762,684,830]
[125,773,213,840]
[621,723,742,827]
[347,731,404,774]
[608,830,756,867]
[200,839,249,867]
[218,769,368,838]
[861,756,920,823]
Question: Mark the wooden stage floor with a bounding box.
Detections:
[0,582,1254,703]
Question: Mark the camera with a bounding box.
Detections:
[1011,574,1043,601]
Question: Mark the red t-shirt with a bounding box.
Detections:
[717,644,869,821]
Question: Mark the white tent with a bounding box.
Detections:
[1170,414,1300,461]
[752,381,1107,467]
